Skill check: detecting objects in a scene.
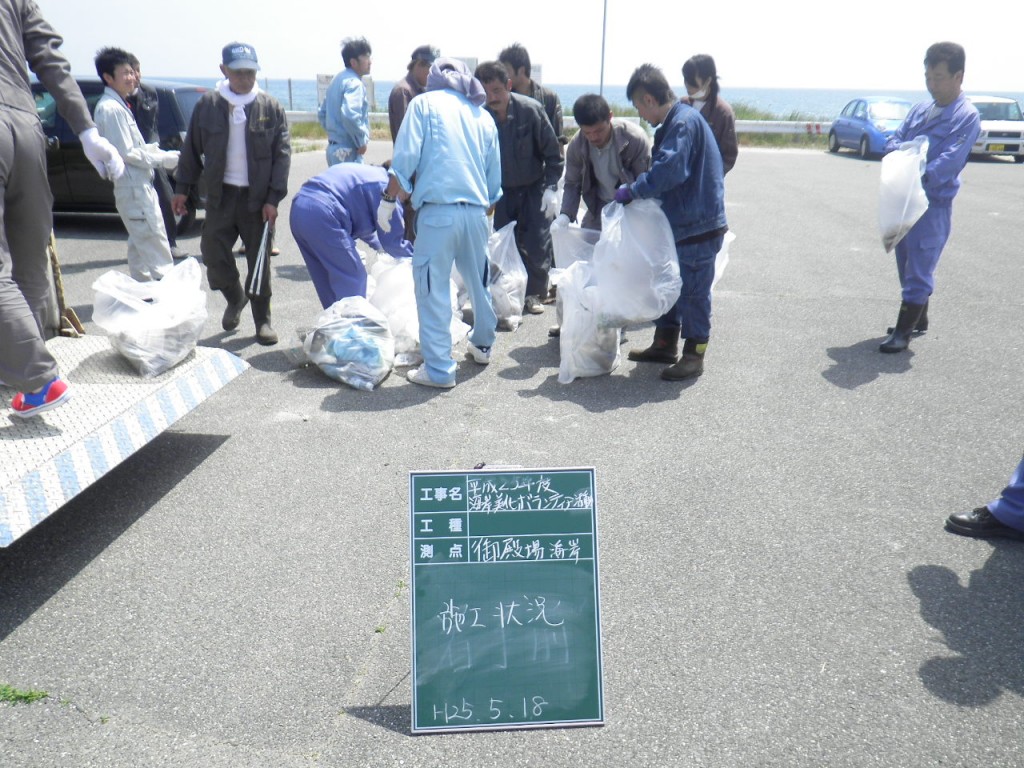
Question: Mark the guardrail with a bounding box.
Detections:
[286,111,834,136]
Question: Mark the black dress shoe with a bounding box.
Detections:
[945,506,1024,541]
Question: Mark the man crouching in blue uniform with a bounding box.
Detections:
[616,64,727,381]
[879,42,980,353]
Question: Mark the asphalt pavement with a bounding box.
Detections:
[2,142,1023,767]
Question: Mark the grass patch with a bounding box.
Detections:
[0,683,49,704]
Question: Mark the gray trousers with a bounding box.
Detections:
[0,107,58,392]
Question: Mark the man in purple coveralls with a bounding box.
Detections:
[879,42,980,353]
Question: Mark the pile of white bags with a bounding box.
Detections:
[368,253,468,368]
[555,200,682,384]
[879,136,929,252]
[92,257,207,378]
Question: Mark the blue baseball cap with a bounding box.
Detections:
[222,42,260,71]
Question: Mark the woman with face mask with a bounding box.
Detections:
[682,54,737,174]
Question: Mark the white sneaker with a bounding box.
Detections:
[467,341,491,365]
[407,366,455,388]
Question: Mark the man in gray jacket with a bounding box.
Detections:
[553,93,651,232]
[1,0,122,417]
[173,42,291,345]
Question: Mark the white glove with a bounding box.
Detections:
[549,213,569,233]
[79,127,124,180]
[541,187,559,219]
[377,198,396,233]
[161,150,180,171]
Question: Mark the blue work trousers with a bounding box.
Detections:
[654,234,723,342]
[290,192,367,308]
[894,204,952,304]
[413,203,497,385]
[989,454,1024,534]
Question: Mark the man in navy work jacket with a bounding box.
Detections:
[616,63,727,381]
[879,41,980,354]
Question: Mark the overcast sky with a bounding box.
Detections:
[39,0,1023,93]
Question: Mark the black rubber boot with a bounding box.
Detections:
[628,326,680,363]
[887,299,928,335]
[880,301,926,353]
[221,281,249,331]
[661,338,706,380]
[251,297,278,345]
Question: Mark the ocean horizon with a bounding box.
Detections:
[153,76,1024,121]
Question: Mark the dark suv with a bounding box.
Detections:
[31,78,207,233]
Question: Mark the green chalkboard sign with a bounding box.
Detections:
[409,467,604,734]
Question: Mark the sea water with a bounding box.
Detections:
[158,76,1024,121]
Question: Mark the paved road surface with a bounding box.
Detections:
[2,144,1022,766]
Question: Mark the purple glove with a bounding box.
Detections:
[614,185,633,205]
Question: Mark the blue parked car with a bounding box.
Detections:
[828,97,912,159]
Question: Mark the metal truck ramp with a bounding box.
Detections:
[0,336,248,547]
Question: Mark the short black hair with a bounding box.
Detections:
[127,53,140,71]
[924,41,966,75]
[341,37,372,69]
[94,46,133,81]
[626,63,675,106]
[498,43,530,78]
[682,54,720,102]
[475,61,509,87]
[573,94,611,127]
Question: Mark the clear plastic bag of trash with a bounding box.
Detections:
[879,136,929,253]
[488,221,527,331]
[92,257,207,378]
[557,259,620,384]
[368,253,468,368]
[550,223,600,291]
[592,200,681,328]
[301,297,394,391]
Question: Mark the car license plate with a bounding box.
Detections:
[988,144,1006,151]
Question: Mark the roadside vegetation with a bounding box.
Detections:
[289,103,830,150]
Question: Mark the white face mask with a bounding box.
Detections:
[690,86,708,101]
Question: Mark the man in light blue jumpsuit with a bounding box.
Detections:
[378,58,501,388]
[318,36,371,166]
[879,42,980,353]
[290,163,412,309]
[947,455,1024,541]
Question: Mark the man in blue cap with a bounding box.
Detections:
[173,41,291,345]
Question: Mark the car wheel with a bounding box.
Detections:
[828,131,840,153]
[1015,156,1024,164]
[859,136,871,159]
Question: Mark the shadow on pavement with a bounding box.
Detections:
[907,542,1024,706]
[344,704,412,736]
[823,337,913,389]
[0,431,228,643]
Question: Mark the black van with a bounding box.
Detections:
[31,78,208,233]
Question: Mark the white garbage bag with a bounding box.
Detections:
[879,136,929,253]
[92,257,207,378]
[557,259,620,384]
[487,221,527,331]
[592,200,681,328]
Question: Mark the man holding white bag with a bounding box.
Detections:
[879,41,979,353]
